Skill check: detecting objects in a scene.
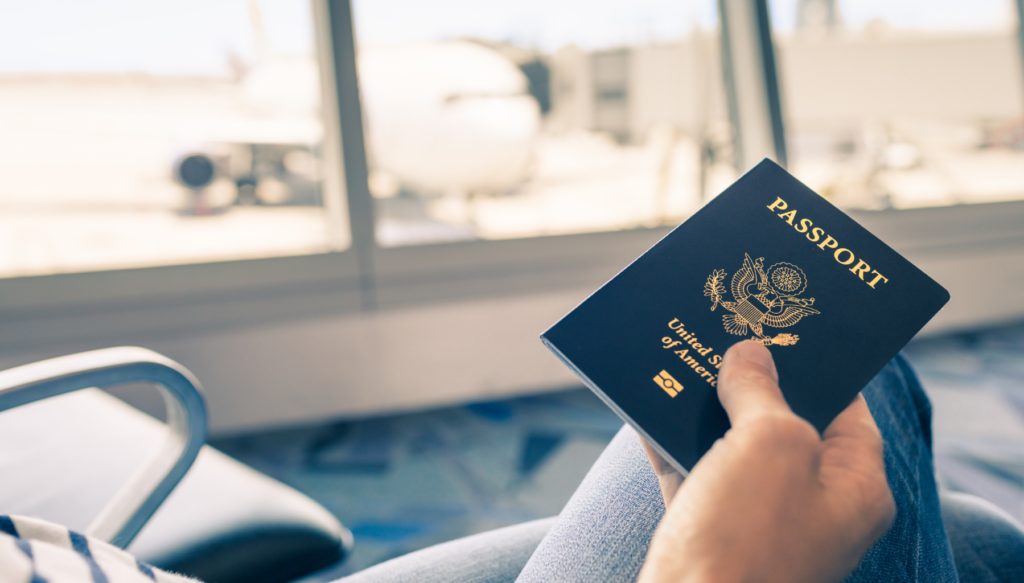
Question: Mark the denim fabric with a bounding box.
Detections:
[340,355,975,582]
[515,426,666,582]
[339,517,556,583]
[846,354,959,582]
[941,491,1024,583]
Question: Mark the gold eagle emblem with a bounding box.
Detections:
[704,253,819,346]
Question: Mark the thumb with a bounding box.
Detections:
[717,341,791,426]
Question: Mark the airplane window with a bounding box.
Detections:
[0,0,347,279]
[352,0,737,247]
[769,0,1024,210]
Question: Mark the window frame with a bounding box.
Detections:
[12,0,1020,354]
[4,0,1024,432]
[0,0,736,354]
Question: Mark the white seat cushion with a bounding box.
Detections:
[0,389,350,583]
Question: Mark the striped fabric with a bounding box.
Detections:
[0,515,197,583]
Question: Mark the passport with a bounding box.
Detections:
[541,159,949,474]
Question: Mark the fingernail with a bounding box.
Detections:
[728,340,775,371]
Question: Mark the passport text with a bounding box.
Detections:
[767,197,889,289]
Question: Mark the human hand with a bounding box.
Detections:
[638,341,895,583]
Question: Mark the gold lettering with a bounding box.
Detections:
[850,260,871,280]
[777,210,797,225]
[834,248,855,265]
[867,271,889,289]
[663,331,721,376]
[767,197,788,212]
[668,318,683,330]
[767,201,892,288]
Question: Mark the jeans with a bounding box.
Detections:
[339,355,1024,582]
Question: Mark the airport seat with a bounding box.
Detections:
[0,348,352,583]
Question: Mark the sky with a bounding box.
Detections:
[352,0,718,51]
[0,0,314,75]
[353,0,1017,48]
[0,0,1017,75]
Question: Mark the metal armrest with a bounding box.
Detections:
[0,347,207,549]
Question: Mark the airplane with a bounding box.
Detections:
[171,0,542,212]
[0,1,543,215]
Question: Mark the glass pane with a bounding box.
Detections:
[769,0,1024,209]
[352,0,736,247]
[0,0,348,278]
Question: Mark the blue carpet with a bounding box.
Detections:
[212,387,622,576]
[904,320,1024,524]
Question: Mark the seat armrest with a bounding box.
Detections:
[0,347,207,549]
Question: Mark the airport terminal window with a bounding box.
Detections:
[0,1,348,279]
[768,0,1024,210]
[352,0,737,247]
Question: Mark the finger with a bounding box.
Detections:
[822,394,882,444]
[717,341,791,426]
[640,437,684,504]
[821,394,892,534]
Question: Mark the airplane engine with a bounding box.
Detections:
[358,41,541,196]
[174,153,217,190]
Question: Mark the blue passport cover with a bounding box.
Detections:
[541,160,949,474]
